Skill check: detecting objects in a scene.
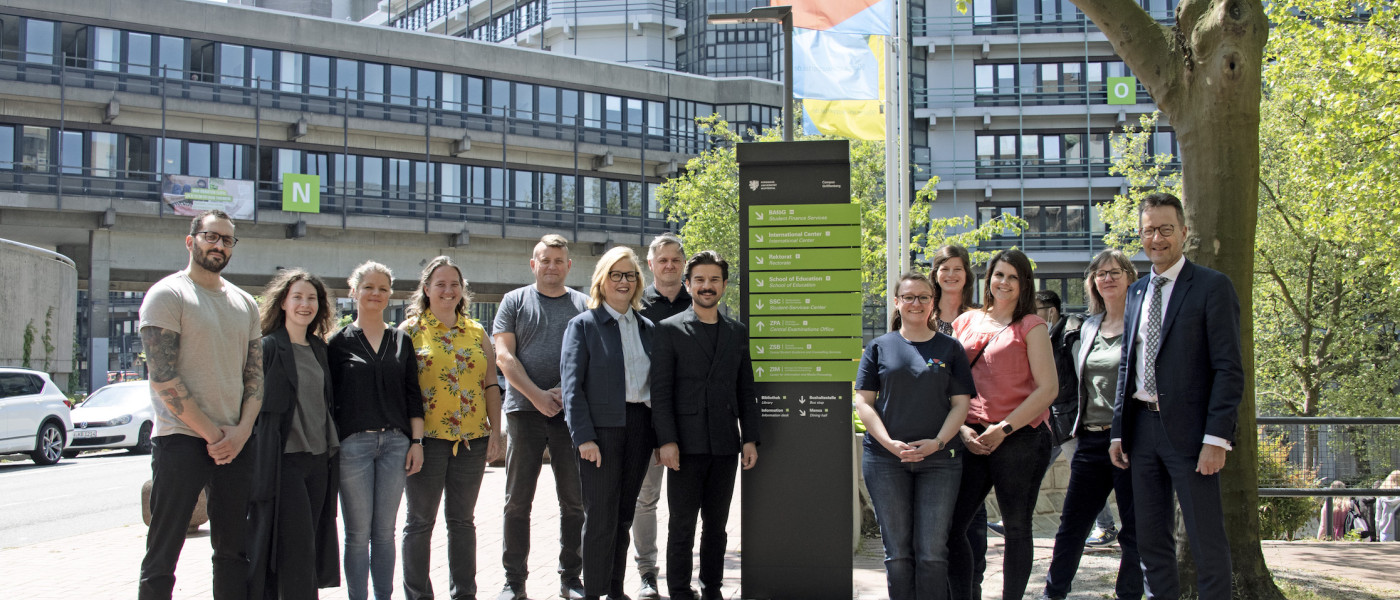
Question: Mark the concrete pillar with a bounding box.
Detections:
[88,230,111,393]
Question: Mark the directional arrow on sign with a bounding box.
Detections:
[755,346,764,354]
[753,278,764,287]
[755,321,765,332]
[755,256,764,265]
[754,211,764,221]
[755,233,765,243]
[755,366,766,377]
[798,397,806,404]
[799,409,807,417]
[755,299,765,309]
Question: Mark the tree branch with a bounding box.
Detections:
[1068,0,1180,109]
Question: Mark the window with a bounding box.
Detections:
[188,142,211,177]
[538,86,557,122]
[561,89,579,126]
[250,48,273,89]
[363,63,385,103]
[442,73,462,111]
[60,131,83,175]
[94,28,121,72]
[584,93,602,128]
[21,126,50,173]
[512,169,534,207]
[91,132,118,177]
[124,134,151,178]
[467,76,484,113]
[362,156,383,195]
[279,51,303,93]
[218,143,247,179]
[490,79,510,116]
[308,55,331,96]
[158,35,184,79]
[416,69,436,107]
[335,59,358,98]
[25,19,55,64]
[0,373,43,398]
[389,65,411,105]
[440,163,462,202]
[159,138,182,175]
[514,82,534,120]
[583,176,601,213]
[127,32,152,76]
[0,126,14,169]
[219,44,245,86]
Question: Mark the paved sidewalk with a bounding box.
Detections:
[3,458,1398,599]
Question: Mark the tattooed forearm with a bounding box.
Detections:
[156,383,192,416]
[242,339,264,411]
[140,327,182,383]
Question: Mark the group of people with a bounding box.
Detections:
[858,192,1247,600]
[1317,473,1400,541]
[135,210,759,600]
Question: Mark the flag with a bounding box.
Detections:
[776,1,893,140]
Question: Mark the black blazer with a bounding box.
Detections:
[650,307,760,456]
[247,327,340,598]
[560,305,655,447]
[1111,259,1244,455]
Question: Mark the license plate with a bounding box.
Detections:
[74,430,98,439]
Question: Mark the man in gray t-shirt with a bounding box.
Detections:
[137,210,263,600]
[492,234,590,600]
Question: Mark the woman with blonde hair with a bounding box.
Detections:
[1375,471,1400,541]
[399,256,504,600]
[560,246,657,600]
[327,261,425,600]
[248,269,341,599]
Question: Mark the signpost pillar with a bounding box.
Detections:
[738,140,857,599]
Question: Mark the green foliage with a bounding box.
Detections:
[1099,112,1182,255]
[657,114,1023,312]
[1257,433,1317,541]
[41,306,55,372]
[1253,0,1400,420]
[68,334,81,393]
[336,314,354,331]
[21,320,35,369]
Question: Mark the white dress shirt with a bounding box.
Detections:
[604,303,651,407]
[1129,255,1230,450]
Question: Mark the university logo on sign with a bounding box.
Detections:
[281,173,321,213]
[1107,76,1137,105]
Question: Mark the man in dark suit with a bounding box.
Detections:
[650,250,761,600]
[1108,192,1243,600]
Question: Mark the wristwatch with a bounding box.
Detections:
[934,438,946,451]
[1000,422,1014,435]
[411,438,424,445]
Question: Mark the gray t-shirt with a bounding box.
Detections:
[138,272,260,438]
[285,343,338,455]
[1080,331,1123,428]
[492,284,589,413]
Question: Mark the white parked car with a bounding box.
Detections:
[67,381,155,456]
[0,367,73,465]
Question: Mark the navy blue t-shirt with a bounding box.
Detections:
[855,331,977,459]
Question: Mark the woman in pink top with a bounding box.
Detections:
[947,249,1059,600]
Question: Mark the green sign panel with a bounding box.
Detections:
[751,225,860,249]
[1107,76,1137,105]
[751,338,863,361]
[749,247,860,272]
[753,360,859,382]
[750,292,863,315]
[750,315,862,338]
[281,173,321,213]
[749,203,859,227]
[751,270,860,293]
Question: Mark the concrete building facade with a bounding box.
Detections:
[0,0,779,390]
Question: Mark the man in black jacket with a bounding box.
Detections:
[650,251,761,600]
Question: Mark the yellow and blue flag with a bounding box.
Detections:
[773,0,892,140]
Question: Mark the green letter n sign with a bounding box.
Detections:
[1107,77,1137,105]
[282,173,321,213]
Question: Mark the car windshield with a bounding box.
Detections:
[82,387,146,409]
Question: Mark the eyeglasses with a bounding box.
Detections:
[1093,269,1126,281]
[607,271,640,282]
[1139,224,1176,239]
[898,294,933,305]
[193,231,239,247]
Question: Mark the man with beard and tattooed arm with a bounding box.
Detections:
[137,210,264,600]
[649,251,760,600]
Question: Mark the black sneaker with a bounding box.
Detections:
[987,521,1006,537]
[637,573,660,600]
[1086,525,1119,547]
[496,581,526,600]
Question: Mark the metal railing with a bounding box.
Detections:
[1257,417,1400,496]
[914,83,1154,110]
[917,158,1180,181]
[0,162,667,236]
[911,10,1175,38]
[0,54,686,155]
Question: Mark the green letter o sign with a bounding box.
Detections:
[1107,76,1137,105]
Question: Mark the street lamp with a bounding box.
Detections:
[707,5,795,142]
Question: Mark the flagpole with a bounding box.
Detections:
[884,1,901,326]
[898,0,912,275]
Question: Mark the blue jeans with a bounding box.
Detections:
[340,431,410,600]
[863,448,962,600]
[403,436,490,600]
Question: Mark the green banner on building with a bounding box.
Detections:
[281,173,321,213]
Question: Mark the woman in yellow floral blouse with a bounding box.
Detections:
[398,255,504,600]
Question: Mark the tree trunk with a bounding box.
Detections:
[1067,0,1280,597]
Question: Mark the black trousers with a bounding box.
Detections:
[666,453,740,596]
[139,434,255,600]
[1044,430,1141,599]
[577,403,656,597]
[1131,410,1232,600]
[275,451,331,600]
